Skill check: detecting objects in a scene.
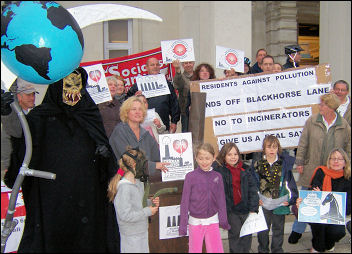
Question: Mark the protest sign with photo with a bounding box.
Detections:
[161,39,195,64]
[82,64,111,104]
[216,45,244,73]
[298,190,346,225]
[159,133,194,182]
[136,74,170,98]
[189,64,332,153]
[80,47,173,91]
[159,205,185,240]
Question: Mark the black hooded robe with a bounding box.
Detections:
[5,68,120,253]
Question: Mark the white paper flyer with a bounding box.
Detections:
[239,206,268,237]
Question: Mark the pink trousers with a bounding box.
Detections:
[188,223,224,253]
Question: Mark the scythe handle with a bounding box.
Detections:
[1,101,56,253]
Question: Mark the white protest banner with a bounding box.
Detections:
[136,74,170,98]
[159,133,194,182]
[161,39,195,64]
[159,205,185,239]
[189,64,332,153]
[213,107,312,136]
[239,206,268,237]
[218,127,303,152]
[201,68,331,117]
[82,64,112,104]
[216,45,244,73]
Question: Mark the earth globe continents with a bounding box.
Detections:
[1,1,84,84]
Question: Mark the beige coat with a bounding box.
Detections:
[295,113,351,187]
[343,101,351,127]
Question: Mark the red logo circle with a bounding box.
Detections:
[226,52,238,65]
[173,44,187,56]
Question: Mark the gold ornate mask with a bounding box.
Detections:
[62,72,82,106]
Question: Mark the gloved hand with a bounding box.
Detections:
[1,90,14,115]
[95,145,111,159]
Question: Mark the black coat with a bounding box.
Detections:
[283,58,299,70]
[5,68,119,253]
[212,161,259,215]
[250,62,263,74]
[126,81,180,131]
[310,168,351,215]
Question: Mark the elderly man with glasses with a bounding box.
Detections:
[331,80,351,127]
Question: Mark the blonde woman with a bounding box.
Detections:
[109,96,169,182]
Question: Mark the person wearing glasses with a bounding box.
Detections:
[288,93,351,244]
[295,148,351,253]
[331,80,351,127]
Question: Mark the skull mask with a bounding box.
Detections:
[63,72,83,106]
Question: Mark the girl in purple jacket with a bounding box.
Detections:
[179,143,230,253]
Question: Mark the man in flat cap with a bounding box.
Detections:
[15,78,39,114]
[283,44,304,70]
[1,78,38,181]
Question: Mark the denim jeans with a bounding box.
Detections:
[291,186,308,233]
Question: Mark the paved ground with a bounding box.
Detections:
[221,214,351,253]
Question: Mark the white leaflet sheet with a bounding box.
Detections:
[136,74,170,98]
[161,38,195,64]
[83,64,112,104]
[239,206,268,237]
[141,108,156,128]
[259,192,289,210]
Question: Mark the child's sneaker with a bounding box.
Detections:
[326,246,335,252]
[310,247,319,253]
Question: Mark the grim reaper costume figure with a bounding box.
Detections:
[3,67,119,253]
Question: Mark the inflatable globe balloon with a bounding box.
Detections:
[1,1,84,85]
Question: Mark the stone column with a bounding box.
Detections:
[265,1,298,65]
[320,1,351,86]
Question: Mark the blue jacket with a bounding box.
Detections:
[250,62,263,74]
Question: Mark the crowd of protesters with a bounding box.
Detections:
[1,43,350,253]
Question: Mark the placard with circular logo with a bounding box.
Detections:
[161,39,195,64]
[216,45,244,73]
